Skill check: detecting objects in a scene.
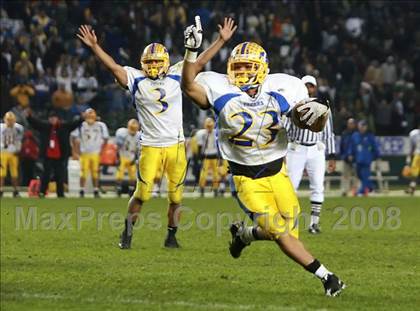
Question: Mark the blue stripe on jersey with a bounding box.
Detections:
[167,74,181,82]
[213,93,241,115]
[267,91,290,114]
[131,76,147,108]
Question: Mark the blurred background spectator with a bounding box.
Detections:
[0,0,419,136]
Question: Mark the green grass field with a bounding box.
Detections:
[1,196,419,310]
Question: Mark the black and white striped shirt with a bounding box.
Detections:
[285,112,336,159]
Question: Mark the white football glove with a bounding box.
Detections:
[297,98,330,126]
[184,16,203,51]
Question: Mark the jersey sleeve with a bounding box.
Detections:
[195,130,204,147]
[195,72,228,107]
[70,127,80,139]
[266,74,309,116]
[168,61,183,75]
[100,122,110,139]
[115,128,125,147]
[124,66,144,93]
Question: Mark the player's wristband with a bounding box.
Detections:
[184,49,198,63]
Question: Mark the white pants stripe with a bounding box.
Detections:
[286,142,325,203]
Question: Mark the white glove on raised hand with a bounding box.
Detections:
[297,98,330,126]
[184,16,203,51]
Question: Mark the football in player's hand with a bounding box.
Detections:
[291,98,329,132]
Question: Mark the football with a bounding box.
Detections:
[291,98,330,132]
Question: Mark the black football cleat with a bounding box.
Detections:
[13,190,20,198]
[322,273,346,297]
[229,222,249,259]
[118,232,132,249]
[308,223,321,234]
[93,190,100,198]
[164,234,180,248]
[79,190,85,198]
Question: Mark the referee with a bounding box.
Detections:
[285,75,336,234]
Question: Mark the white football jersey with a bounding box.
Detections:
[195,72,308,166]
[195,128,218,157]
[409,129,420,155]
[0,123,24,153]
[115,127,140,161]
[71,121,109,154]
[124,62,184,147]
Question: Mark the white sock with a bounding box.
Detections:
[315,264,331,280]
[310,215,320,226]
[239,226,255,244]
[310,201,322,226]
[94,187,99,191]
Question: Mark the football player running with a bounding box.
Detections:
[181,16,345,296]
[115,119,140,196]
[77,25,187,249]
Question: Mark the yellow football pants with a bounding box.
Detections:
[116,156,136,181]
[199,158,219,189]
[0,152,19,178]
[232,166,300,239]
[133,143,187,204]
[80,153,100,179]
[411,155,420,177]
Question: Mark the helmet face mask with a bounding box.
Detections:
[227,42,269,91]
[141,43,170,79]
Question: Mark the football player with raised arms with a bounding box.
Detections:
[181,16,345,296]
[77,25,187,249]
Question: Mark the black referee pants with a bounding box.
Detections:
[41,158,66,197]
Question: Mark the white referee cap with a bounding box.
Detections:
[302,75,317,86]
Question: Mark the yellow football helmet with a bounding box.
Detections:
[85,108,97,125]
[140,43,170,79]
[227,42,269,91]
[3,111,16,127]
[127,118,140,134]
[204,117,215,131]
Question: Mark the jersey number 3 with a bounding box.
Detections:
[229,110,280,147]
[153,88,169,114]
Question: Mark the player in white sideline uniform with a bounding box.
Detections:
[181,16,345,296]
[285,75,336,234]
[195,117,220,197]
[0,112,24,197]
[115,119,141,196]
[405,124,420,194]
[71,108,109,198]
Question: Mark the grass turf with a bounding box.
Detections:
[1,196,419,310]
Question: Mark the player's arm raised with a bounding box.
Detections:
[77,25,127,87]
[181,17,237,109]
